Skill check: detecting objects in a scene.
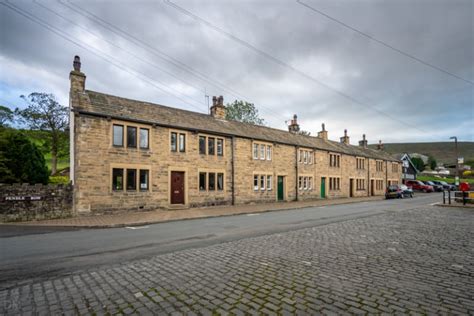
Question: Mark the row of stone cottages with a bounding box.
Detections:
[69,56,402,214]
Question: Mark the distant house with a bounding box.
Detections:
[393,153,418,182]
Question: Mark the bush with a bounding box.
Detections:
[48,175,69,185]
[0,127,49,184]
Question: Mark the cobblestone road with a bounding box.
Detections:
[1,206,473,315]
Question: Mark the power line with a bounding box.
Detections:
[296,0,474,86]
[1,1,207,114]
[33,0,209,108]
[163,0,428,134]
[62,0,289,124]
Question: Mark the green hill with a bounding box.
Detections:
[369,142,474,165]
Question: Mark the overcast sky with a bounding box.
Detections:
[1,0,473,143]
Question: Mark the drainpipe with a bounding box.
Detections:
[295,146,299,201]
[367,159,370,197]
[231,136,235,205]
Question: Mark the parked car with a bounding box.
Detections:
[385,184,414,199]
[423,181,443,192]
[431,180,456,190]
[405,180,434,193]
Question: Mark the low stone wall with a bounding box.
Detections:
[0,183,73,222]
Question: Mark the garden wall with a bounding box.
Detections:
[0,183,73,222]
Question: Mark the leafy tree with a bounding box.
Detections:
[0,105,14,126]
[225,100,265,125]
[0,128,49,184]
[428,155,437,170]
[16,93,68,175]
[411,157,425,172]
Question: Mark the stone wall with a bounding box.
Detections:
[0,183,73,222]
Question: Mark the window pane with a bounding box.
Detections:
[113,125,123,146]
[127,126,137,148]
[254,175,259,190]
[208,137,215,155]
[217,173,224,190]
[267,175,272,190]
[199,136,206,155]
[299,177,302,190]
[260,144,265,159]
[139,169,149,191]
[170,132,177,151]
[199,172,206,191]
[139,128,149,149]
[126,169,137,191]
[266,146,272,160]
[304,177,307,189]
[253,144,258,159]
[112,168,123,191]
[179,133,186,152]
[209,173,216,190]
[217,139,223,156]
[260,175,265,190]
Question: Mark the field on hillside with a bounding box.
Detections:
[369,142,474,164]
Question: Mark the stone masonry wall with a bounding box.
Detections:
[0,183,73,222]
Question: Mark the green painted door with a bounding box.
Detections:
[277,176,284,201]
[321,177,326,198]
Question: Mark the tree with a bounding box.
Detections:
[0,105,14,126]
[225,100,265,125]
[428,155,437,170]
[16,93,68,175]
[0,128,49,184]
[411,157,425,172]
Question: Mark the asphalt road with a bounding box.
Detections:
[0,193,441,289]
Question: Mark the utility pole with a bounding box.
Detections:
[450,136,459,185]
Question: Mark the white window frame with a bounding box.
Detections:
[298,176,303,190]
[253,175,259,191]
[260,144,265,160]
[308,177,312,190]
[267,175,272,191]
[260,175,266,191]
[266,145,272,161]
[253,143,259,160]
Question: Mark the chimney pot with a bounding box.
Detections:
[288,114,300,133]
[73,55,81,72]
[359,134,368,148]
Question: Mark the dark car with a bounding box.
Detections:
[431,180,456,190]
[405,180,434,193]
[423,181,443,192]
[385,184,414,199]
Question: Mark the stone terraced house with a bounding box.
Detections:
[69,56,402,214]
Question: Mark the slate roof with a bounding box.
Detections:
[75,90,400,162]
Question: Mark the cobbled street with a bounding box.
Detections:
[1,206,473,315]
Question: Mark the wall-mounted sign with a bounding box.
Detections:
[4,196,42,201]
[458,157,464,164]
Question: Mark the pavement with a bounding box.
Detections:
[1,193,473,315]
[2,196,388,228]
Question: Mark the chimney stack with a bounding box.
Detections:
[340,129,350,145]
[377,139,384,150]
[359,134,368,148]
[210,95,226,119]
[288,114,300,133]
[317,123,328,140]
[70,55,86,94]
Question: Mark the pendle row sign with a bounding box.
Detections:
[4,196,42,201]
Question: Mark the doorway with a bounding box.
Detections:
[349,178,354,197]
[171,171,185,204]
[321,177,326,198]
[277,176,284,201]
[370,179,375,196]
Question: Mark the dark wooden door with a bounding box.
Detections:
[171,171,185,204]
[371,179,375,196]
[349,179,354,197]
[277,176,284,201]
[321,177,326,198]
